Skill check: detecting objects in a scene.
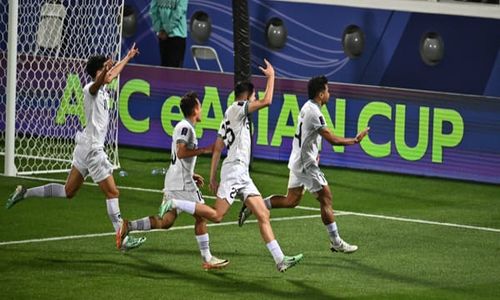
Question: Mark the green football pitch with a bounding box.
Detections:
[0,147,499,299]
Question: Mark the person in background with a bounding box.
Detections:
[150,0,188,68]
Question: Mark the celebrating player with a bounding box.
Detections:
[5,44,146,251]
[238,75,370,254]
[123,91,229,270]
[159,59,303,272]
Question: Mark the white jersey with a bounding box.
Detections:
[164,119,198,191]
[81,82,110,149]
[218,101,251,168]
[288,100,327,172]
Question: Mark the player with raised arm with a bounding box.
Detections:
[6,44,146,251]
[238,75,370,254]
[122,91,229,270]
[159,60,303,272]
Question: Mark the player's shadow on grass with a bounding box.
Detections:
[309,256,469,294]
[6,248,338,299]
[126,252,341,300]
[137,247,266,260]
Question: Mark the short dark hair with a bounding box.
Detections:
[85,55,107,78]
[180,91,199,117]
[307,75,328,99]
[235,81,254,99]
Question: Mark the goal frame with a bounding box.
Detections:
[3,0,124,176]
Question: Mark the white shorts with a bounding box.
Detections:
[288,165,328,193]
[163,189,204,203]
[72,145,113,183]
[217,163,260,205]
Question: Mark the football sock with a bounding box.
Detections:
[263,195,273,209]
[195,233,212,262]
[326,222,341,245]
[129,217,151,231]
[25,183,66,198]
[172,199,196,215]
[106,198,122,232]
[266,240,285,264]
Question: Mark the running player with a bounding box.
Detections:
[238,75,370,254]
[123,91,229,270]
[5,44,146,251]
[159,60,303,272]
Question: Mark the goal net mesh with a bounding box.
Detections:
[0,0,123,175]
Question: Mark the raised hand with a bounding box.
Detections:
[259,59,275,78]
[355,127,370,143]
[127,42,140,58]
[104,58,114,72]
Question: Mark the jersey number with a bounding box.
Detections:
[294,122,303,147]
[222,120,235,149]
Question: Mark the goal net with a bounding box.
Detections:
[0,0,124,175]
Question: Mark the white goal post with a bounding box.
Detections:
[1,0,124,176]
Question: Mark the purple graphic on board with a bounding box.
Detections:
[118,65,500,184]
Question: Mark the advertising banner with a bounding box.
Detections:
[102,65,500,184]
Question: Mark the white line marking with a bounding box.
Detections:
[0,214,334,246]
[3,175,500,236]
[337,211,500,233]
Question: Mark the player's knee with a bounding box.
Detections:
[160,220,172,229]
[212,213,223,223]
[288,196,301,208]
[65,186,76,199]
[254,208,270,222]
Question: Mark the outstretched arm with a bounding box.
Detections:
[209,137,225,193]
[105,43,140,83]
[319,127,370,146]
[247,59,275,114]
[176,142,213,159]
[89,58,113,95]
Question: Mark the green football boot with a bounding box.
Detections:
[277,254,303,272]
[6,185,27,209]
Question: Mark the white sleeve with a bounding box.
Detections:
[175,125,190,144]
[83,83,95,99]
[309,109,327,132]
[217,119,226,139]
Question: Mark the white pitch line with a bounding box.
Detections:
[337,211,500,233]
[14,175,162,194]
[4,175,500,234]
[0,213,331,246]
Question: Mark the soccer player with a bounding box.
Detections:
[159,60,303,272]
[123,91,229,270]
[5,44,146,251]
[238,75,370,254]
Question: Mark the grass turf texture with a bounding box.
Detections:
[0,147,499,299]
